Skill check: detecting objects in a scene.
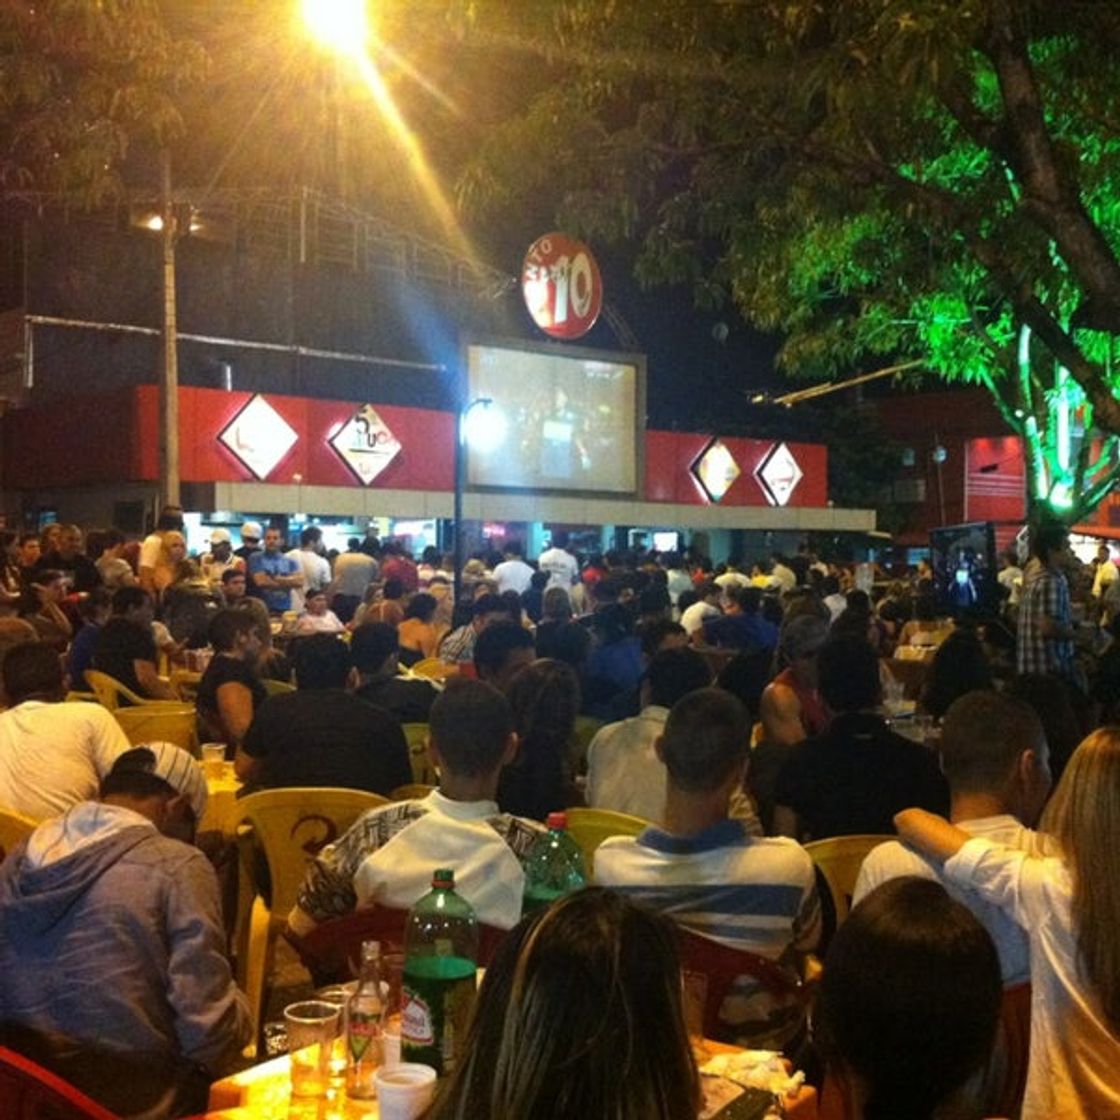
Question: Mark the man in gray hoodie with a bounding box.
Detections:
[0,742,250,1117]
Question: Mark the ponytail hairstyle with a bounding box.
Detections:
[1040,726,1120,1032]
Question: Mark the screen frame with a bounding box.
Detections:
[460,333,647,499]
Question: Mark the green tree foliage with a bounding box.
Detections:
[0,1,207,203]
[443,0,1120,520]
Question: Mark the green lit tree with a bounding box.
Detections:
[441,0,1120,521]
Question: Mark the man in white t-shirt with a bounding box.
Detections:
[537,531,579,590]
[854,690,1051,986]
[286,526,332,614]
[491,542,535,597]
[680,580,722,638]
[0,642,130,820]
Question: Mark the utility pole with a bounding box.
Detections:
[159,146,181,508]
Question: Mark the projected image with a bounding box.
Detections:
[466,342,641,494]
[929,521,998,614]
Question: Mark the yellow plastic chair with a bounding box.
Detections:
[389,783,435,801]
[804,835,894,927]
[565,807,650,875]
[234,787,389,1057]
[113,705,200,758]
[261,677,296,698]
[410,658,459,682]
[0,807,38,861]
[83,669,185,712]
[64,691,98,704]
[401,723,437,785]
[169,668,202,703]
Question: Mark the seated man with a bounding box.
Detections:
[701,585,778,653]
[91,586,177,700]
[437,593,511,664]
[854,690,1050,987]
[473,620,536,693]
[773,634,949,840]
[595,687,819,962]
[238,632,411,796]
[196,609,266,750]
[350,621,439,724]
[0,743,250,1117]
[0,642,130,820]
[287,679,544,936]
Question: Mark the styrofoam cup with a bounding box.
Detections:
[374,1062,437,1120]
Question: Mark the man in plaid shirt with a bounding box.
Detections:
[286,678,543,936]
[1016,523,1078,684]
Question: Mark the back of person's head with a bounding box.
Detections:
[349,622,398,674]
[1032,520,1068,561]
[154,506,184,532]
[779,614,829,664]
[293,634,350,689]
[402,592,437,623]
[591,602,633,643]
[1040,727,1120,1031]
[429,678,514,778]
[474,621,535,683]
[506,658,580,754]
[428,888,698,1120]
[729,585,761,614]
[817,635,880,713]
[646,648,712,709]
[542,587,572,621]
[102,528,125,550]
[660,687,749,794]
[550,530,570,550]
[816,877,1001,1120]
[921,631,994,720]
[111,585,150,616]
[821,575,841,596]
[639,618,687,660]
[208,608,256,653]
[3,641,64,704]
[1005,673,1085,784]
[535,619,590,669]
[99,743,207,834]
[472,593,506,622]
[300,526,321,548]
[382,577,404,601]
[912,592,938,623]
[940,691,1047,796]
[78,586,113,622]
[529,569,550,591]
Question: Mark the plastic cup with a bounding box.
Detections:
[374,1063,437,1120]
[200,743,227,780]
[284,1000,341,1097]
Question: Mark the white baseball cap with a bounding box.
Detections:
[240,521,263,542]
[209,528,231,545]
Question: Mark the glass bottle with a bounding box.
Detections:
[345,939,383,1099]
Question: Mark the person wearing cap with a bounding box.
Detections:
[0,742,251,1117]
[200,528,244,590]
[233,520,263,564]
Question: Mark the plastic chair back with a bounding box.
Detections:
[113,704,200,758]
[83,669,183,711]
[803,835,894,927]
[0,1046,117,1120]
[410,658,459,682]
[389,783,436,802]
[0,807,39,861]
[261,677,296,698]
[676,927,808,1050]
[565,807,649,874]
[289,905,509,988]
[401,722,436,784]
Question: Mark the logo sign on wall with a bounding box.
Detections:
[691,439,741,503]
[521,232,603,340]
[330,404,402,485]
[218,394,298,480]
[755,442,804,506]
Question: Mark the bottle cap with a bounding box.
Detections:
[432,868,455,887]
[546,811,568,830]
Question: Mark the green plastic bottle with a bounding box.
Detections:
[522,811,588,913]
[400,868,478,1076]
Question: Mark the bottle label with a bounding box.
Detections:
[401,958,476,1075]
[401,990,435,1047]
[348,1012,381,1061]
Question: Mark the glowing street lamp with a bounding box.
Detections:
[300,0,369,60]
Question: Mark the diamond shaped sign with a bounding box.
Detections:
[755,442,804,506]
[691,439,741,503]
[330,404,402,486]
[218,394,298,480]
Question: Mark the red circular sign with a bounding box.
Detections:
[521,232,603,340]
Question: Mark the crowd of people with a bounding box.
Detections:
[0,509,1118,1117]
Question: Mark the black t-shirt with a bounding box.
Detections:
[353,677,437,725]
[774,712,949,840]
[242,689,412,795]
[196,655,268,741]
[92,618,157,697]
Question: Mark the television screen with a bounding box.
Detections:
[465,339,643,495]
[929,521,998,615]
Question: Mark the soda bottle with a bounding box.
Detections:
[401,868,478,1076]
[346,939,383,1099]
[522,811,588,912]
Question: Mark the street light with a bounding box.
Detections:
[300,0,369,59]
[453,396,505,605]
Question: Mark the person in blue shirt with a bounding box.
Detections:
[247,527,301,613]
[67,587,113,689]
[702,585,779,653]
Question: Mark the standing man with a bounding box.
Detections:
[233,521,263,564]
[200,529,243,590]
[492,542,535,597]
[330,537,379,624]
[1016,522,1079,685]
[286,526,331,613]
[248,526,302,614]
[139,506,184,596]
[537,530,579,590]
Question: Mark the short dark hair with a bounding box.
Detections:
[646,648,712,708]
[817,635,880,712]
[78,586,113,621]
[300,526,322,548]
[660,687,749,793]
[349,622,399,674]
[382,578,404,601]
[3,642,63,704]
[429,679,513,778]
[208,608,257,653]
[293,634,350,689]
[474,621,534,679]
[221,567,246,585]
[102,528,125,548]
[111,586,150,615]
[639,619,686,659]
[729,585,762,614]
[940,691,1047,794]
[403,593,437,623]
[155,506,184,532]
[1033,521,1068,560]
[472,593,507,621]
